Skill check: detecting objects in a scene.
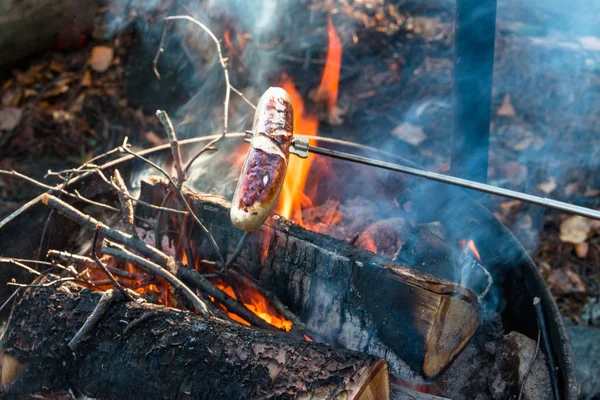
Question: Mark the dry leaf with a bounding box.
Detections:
[537,176,557,194]
[500,200,522,215]
[69,93,86,113]
[23,89,38,98]
[497,94,516,117]
[565,182,580,196]
[52,110,75,122]
[518,214,533,230]
[575,242,589,259]
[0,107,23,131]
[89,46,114,72]
[504,162,527,185]
[41,85,70,99]
[559,215,591,244]
[547,268,586,293]
[391,123,427,146]
[49,60,63,74]
[2,87,22,107]
[81,70,92,87]
[538,261,551,279]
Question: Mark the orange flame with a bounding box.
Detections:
[358,233,378,254]
[223,28,245,57]
[215,280,293,332]
[277,76,319,225]
[459,239,481,261]
[315,16,342,115]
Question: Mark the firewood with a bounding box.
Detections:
[1,280,390,400]
[139,177,481,379]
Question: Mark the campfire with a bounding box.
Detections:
[0,2,581,400]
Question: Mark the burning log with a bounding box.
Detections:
[1,279,390,400]
[140,177,481,379]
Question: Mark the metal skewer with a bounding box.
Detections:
[245,133,600,221]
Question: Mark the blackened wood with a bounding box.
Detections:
[1,280,390,400]
[139,177,480,379]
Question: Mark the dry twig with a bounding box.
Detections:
[91,229,134,302]
[68,289,120,351]
[102,241,211,317]
[111,169,136,235]
[156,110,185,183]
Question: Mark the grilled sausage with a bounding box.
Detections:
[230,87,294,231]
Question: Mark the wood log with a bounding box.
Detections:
[138,177,481,379]
[0,279,390,400]
[0,0,103,69]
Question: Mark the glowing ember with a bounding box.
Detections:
[459,239,481,261]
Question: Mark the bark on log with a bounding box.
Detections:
[0,0,103,69]
[0,280,390,400]
[139,177,481,379]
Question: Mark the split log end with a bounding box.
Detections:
[0,352,27,389]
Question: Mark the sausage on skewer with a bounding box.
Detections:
[230,87,294,231]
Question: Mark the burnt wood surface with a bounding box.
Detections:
[139,177,481,379]
[0,280,390,400]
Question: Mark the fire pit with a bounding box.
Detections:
[0,134,577,399]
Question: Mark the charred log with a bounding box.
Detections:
[139,177,481,379]
[0,280,390,400]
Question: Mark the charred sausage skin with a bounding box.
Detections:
[230,87,294,231]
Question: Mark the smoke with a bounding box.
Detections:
[101,0,600,332]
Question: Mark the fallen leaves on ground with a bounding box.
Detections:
[497,94,516,117]
[560,215,592,244]
[537,176,557,194]
[0,107,23,131]
[391,122,427,146]
[547,268,586,293]
[89,46,114,72]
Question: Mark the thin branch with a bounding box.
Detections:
[102,242,211,317]
[42,193,176,270]
[8,277,75,288]
[230,86,257,110]
[0,288,21,314]
[224,232,249,271]
[163,15,231,139]
[153,22,169,80]
[91,228,134,302]
[155,15,233,175]
[68,289,120,351]
[73,190,120,212]
[156,110,185,182]
[118,147,226,267]
[176,266,275,330]
[93,169,187,215]
[0,170,116,212]
[47,250,149,280]
[0,258,41,276]
[111,169,136,235]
